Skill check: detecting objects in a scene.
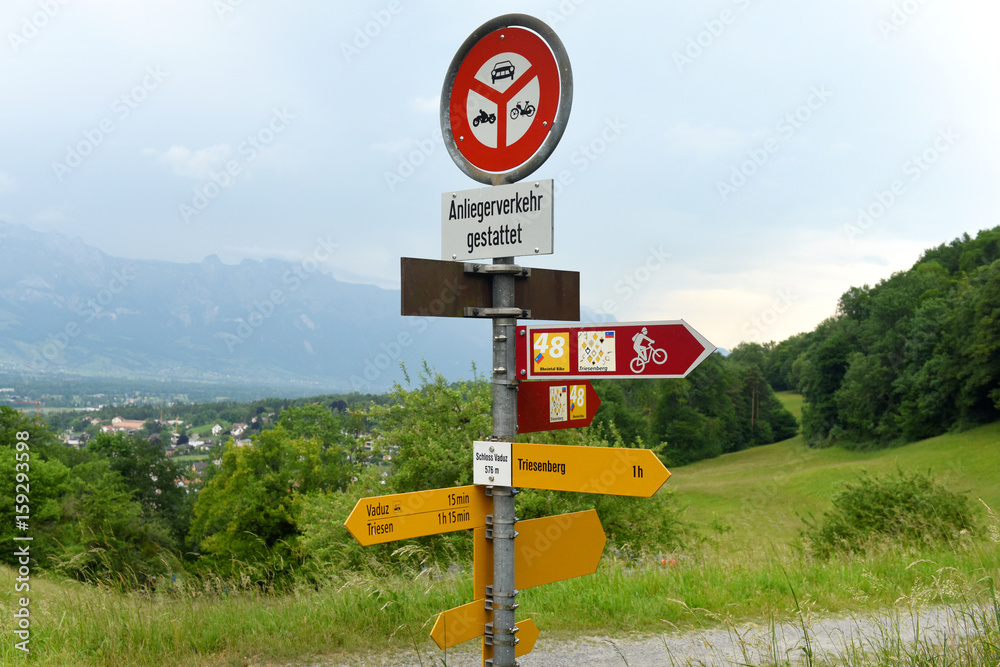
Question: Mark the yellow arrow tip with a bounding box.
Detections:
[429,612,448,650]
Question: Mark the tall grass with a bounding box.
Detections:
[651,502,1000,666]
[0,558,473,666]
[4,528,996,665]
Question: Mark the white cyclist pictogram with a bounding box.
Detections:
[630,327,667,373]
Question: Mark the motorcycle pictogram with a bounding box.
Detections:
[472,109,497,127]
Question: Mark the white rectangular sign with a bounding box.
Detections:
[473,440,512,487]
[442,180,553,261]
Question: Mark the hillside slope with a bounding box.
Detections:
[669,413,1000,546]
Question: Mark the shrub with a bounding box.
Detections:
[803,469,977,558]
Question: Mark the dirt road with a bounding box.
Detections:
[329,605,980,666]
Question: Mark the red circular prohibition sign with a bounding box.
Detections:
[448,27,560,174]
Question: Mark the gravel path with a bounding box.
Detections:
[326,605,981,667]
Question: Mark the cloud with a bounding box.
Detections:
[145,144,233,179]
[408,95,439,114]
[32,207,75,225]
[830,142,857,155]
[221,245,301,261]
[665,123,756,161]
[369,138,414,154]
[0,172,17,196]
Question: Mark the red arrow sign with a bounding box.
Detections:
[516,321,716,380]
[516,380,600,433]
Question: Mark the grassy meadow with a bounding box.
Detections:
[671,392,1000,547]
[2,394,999,666]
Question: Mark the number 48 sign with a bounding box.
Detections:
[531,329,616,374]
[531,331,568,373]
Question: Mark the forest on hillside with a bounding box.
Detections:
[743,226,1000,448]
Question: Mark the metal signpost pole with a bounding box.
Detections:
[491,255,518,667]
[439,16,574,665]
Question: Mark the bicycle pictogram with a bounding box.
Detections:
[510,100,535,120]
[630,327,667,373]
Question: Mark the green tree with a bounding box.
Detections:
[591,380,652,448]
[374,367,492,494]
[799,323,852,444]
[954,260,1000,423]
[0,407,74,567]
[87,431,191,541]
[792,228,1000,448]
[52,458,178,587]
[187,426,347,582]
[833,352,896,445]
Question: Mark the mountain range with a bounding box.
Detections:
[0,222,497,392]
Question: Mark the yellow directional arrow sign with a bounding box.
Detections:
[430,598,487,649]
[431,510,604,651]
[510,442,670,497]
[344,485,489,546]
[482,618,539,666]
[430,599,538,658]
[474,509,606,592]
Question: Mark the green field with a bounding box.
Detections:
[170,452,211,463]
[777,390,804,421]
[671,394,1000,548]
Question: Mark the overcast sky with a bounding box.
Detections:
[2,0,998,353]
